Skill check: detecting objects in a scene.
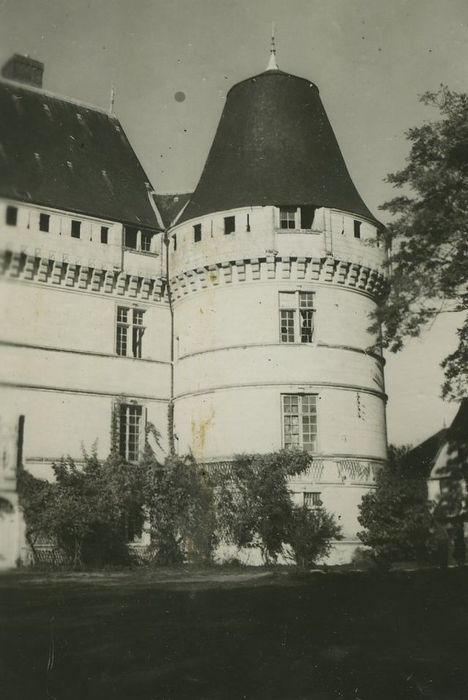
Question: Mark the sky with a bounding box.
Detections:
[0,0,466,445]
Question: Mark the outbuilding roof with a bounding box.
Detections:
[180,69,380,226]
[0,79,162,230]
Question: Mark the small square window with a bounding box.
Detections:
[224,216,235,235]
[71,220,81,238]
[6,206,17,226]
[101,226,109,244]
[39,213,50,232]
[354,220,361,239]
[193,223,202,243]
[304,492,322,508]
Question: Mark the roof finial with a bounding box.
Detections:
[109,85,115,114]
[266,22,279,71]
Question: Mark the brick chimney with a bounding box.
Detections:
[1,54,44,88]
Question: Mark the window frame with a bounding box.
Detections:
[39,212,50,232]
[354,220,362,239]
[279,291,315,344]
[100,226,109,244]
[71,219,81,239]
[116,305,146,359]
[118,403,145,462]
[6,206,18,226]
[279,206,297,229]
[193,223,202,243]
[303,491,322,508]
[281,393,318,453]
[224,216,235,235]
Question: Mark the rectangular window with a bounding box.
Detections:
[279,206,297,229]
[246,213,251,232]
[282,394,318,452]
[193,223,202,243]
[300,205,316,229]
[141,231,152,252]
[39,213,50,232]
[354,220,361,238]
[173,234,177,251]
[279,291,315,343]
[119,404,143,462]
[124,226,138,249]
[71,220,81,238]
[101,226,109,244]
[303,491,322,508]
[6,206,17,226]
[116,306,145,358]
[224,216,235,235]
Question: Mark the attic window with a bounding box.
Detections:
[101,226,109,244]
[224,216,235,235]
[6,206,18,226]
[124,226,138,249]
[141,232,152,252]
[193,223,202,243]
[71,220,81,239]
[300,206,316,229]
[39,213,50,232]
[173,234,177,251]
[279,207,296,229]
[354,221,362,238]
[246,214,251,232]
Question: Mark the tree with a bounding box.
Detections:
[145,452,217,565]
[214,451,310,564]
[286,506,342,569]
[357,447,448,569]
[376,86,468,400]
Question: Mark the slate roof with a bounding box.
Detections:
[180,69,380,226]
[0,79,162,230]
[403,399,468,479]
[154,192,192,228]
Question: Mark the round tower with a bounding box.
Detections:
[169,59,388,563]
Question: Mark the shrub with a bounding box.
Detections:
[287,506,342,569]
[213,450,310,564]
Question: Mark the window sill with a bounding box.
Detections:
[276,228,322,234]
[123,246,159,257]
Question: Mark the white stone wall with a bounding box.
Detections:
[0,199,171,483]
[170,204,388,563]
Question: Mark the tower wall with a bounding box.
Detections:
[170,204,387,562]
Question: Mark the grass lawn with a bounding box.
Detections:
[1,566,468,700]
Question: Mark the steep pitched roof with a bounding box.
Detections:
[0,79,162,230]
[154,193,192,228]
[403,399,468,479]
[180,69,380,226]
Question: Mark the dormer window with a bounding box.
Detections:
[354,220,361,239]
[6,206,17,226]
[193,223,202,243]
[141,232,152,252]
[224,216,235,235]
[279,206,296,229]
[124,227,138,249]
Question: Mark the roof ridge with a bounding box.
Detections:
[0,76,115,117]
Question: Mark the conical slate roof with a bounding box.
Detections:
[180,69,379,226]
